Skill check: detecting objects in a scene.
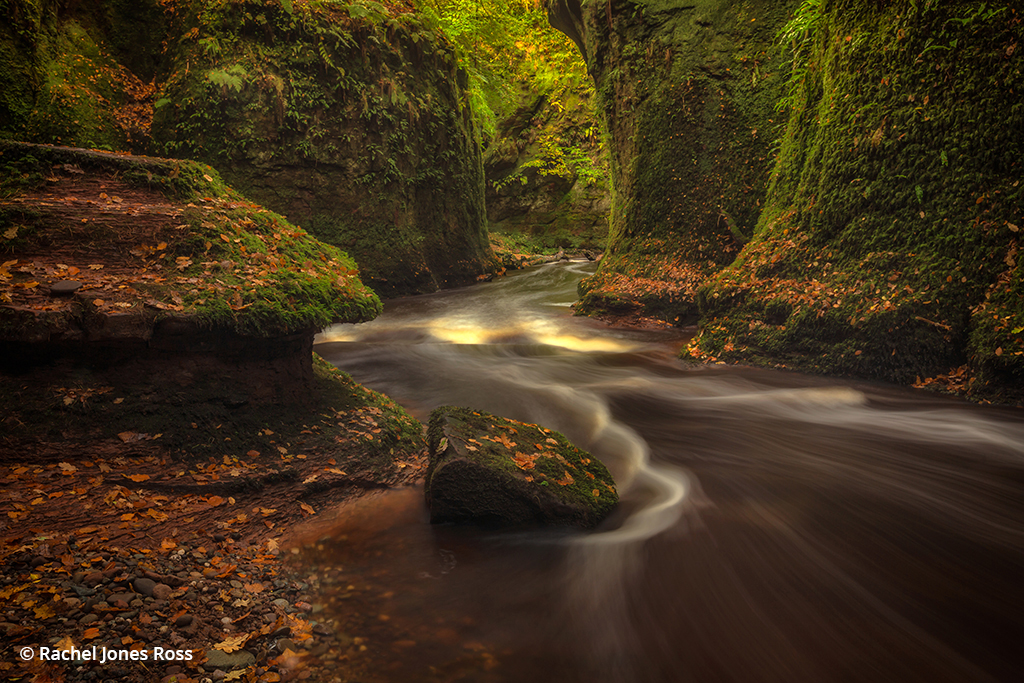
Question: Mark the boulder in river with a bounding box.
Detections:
[425,406,618,529]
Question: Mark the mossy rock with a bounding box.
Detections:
[0,141,381,340]
[424,406,618,529]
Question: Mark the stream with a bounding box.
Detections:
[312,261,1024,683]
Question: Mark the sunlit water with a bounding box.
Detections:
[310,261,1024,683]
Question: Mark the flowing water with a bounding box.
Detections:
[311,261,1024,683]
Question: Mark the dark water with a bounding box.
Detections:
[312,261,1024,683]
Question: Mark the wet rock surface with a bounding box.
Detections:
[424,406,618,529]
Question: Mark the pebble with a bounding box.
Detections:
[152,583,174,600]
[133,577,157,596]
[174,614,194,628]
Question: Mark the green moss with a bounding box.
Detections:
[150,0,493,297]
[427,405,618,520]
[690,1,1023,398]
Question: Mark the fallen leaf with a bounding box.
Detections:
[213,633,249,653]
[83,627,101,640]
[124,474,151,482]
[299,502,315,515]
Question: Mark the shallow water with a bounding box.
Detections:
[311,261,1024,683]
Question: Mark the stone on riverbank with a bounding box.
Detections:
[425,406,618,529]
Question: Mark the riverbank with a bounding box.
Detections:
[0,142,431,682]
[0,354,427,683]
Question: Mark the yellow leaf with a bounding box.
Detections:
[299,502,315,515]
[213,633,249,653]
[259,508,276,516]
[120,513,136,521]
[83,627,101,640]
[161,538,177,551]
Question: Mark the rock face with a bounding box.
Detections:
[546,0,799,321]
[549,0,1023,400]
[151,0,494,297]
[425,406,618,529]
[484,89,609,253]
[691,1,1024,400]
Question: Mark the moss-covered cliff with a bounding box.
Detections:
[2,0,495,297]
[547,0,799,321]
[691,1,1023,401]
[484,81,609,254]
[152,0,494,296]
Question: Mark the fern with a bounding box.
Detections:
[206,65,248,93]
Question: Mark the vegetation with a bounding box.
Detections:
[690,0,1023,401]
[417,0,609,249]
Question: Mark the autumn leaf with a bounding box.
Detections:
[120,513,136,521]
[83,627,101,640]
[556,470,574,486]
[213,633,249,653]
[207,496,225,507]
[511,452,539,470]
[59,462,78,474]
[161,538,177,551]
[244,582,264,593]
[258,508,277,516]
[124,473,151,482]
[299,502,316,515]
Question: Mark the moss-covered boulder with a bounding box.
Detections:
[546,0,800,322]
[690,1,1024,402]
[425,406,618,529]
[1,141,379,404]
[150,0,494,297]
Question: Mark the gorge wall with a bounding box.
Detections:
[548,0,800,321]
[549,0,1023,400]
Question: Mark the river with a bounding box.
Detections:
[311,260,1024,683]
